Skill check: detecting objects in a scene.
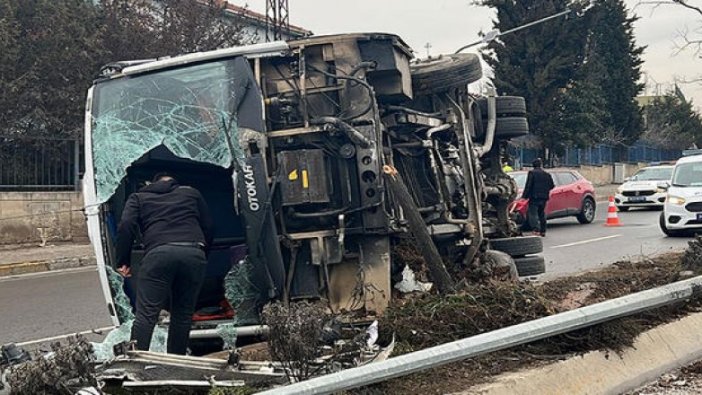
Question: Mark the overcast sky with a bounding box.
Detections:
[239,0,702,109]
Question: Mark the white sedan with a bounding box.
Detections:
[660,156,702,236]
[614,165,673,211]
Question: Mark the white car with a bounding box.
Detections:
[660,155,702,236]
[615,165,673,211]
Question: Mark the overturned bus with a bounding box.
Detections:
[83,33,544,342]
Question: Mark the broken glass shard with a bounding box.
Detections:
[224,257,262,325]
[106,265,134,322]
[216,323,239,350]
[95,267,167,361]
[91,320,168,361]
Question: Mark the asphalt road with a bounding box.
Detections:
[0,268,113,346]
[0,205,692,347]
[541,203,690,280]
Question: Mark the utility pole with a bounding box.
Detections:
[424,42,432,58]
[265,0,290,42]
[455,8,573,53]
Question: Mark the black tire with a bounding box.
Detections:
[514,255,546,276]
[482,117,529,140]
[576,197,596,224]
[489,236,543,257]
[477,96,527,117]
[659,212,682,237]
[410,53,482,95]
[617,206,629,212]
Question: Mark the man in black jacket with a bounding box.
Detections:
[116,173,213,355]
[521,158,555,236]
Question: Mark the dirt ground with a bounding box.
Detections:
[355,247,702,395]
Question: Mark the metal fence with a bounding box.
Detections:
[0,136,81,191]
[510,142,682,168]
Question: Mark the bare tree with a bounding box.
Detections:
[637,0,702,57]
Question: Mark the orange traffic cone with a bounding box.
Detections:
[604,196,622,227]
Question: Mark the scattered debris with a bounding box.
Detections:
[5,335,97,394]
[361,251,702,394]
[381,281,554,351]
[682,235,702,272]
[261,301,329,381]
[394,265,433,293]
[627,360,702,394]
[6,252,701,394]
[99,348,286,392]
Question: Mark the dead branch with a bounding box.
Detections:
[636,0,702,16]
[673,0,702,17]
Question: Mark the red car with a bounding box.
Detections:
[509,169,597,225]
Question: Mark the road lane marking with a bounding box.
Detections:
[550,234,622,249]
[16,326,116,347]
[0,266,96,282]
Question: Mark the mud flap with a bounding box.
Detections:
[237,154,286,301]
[328,236,391,315]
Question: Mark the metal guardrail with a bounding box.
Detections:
[260,275,702,395]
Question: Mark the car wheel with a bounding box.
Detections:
[659,212,682,237]
[477,96,527,117]
[410,53,482,95]
[617,206,629,212]
[576,197,596,224]
[514,255,546,276]
[489,236,543,257]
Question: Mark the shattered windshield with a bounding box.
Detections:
[91,57,253,203]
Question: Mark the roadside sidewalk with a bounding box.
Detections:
[0,242,95,277]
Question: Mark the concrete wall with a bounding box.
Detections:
[567,162,649,186]
[0,192,87,245]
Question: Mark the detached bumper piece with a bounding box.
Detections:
[100,347,288,391]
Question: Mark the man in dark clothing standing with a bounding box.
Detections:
[521,158,555,236]
[116,173,213,355]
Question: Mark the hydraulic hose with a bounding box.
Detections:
[312,116,372,148]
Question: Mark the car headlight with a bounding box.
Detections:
[667,195,686,205]
[656,187,667,193]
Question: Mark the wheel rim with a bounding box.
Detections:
[584,200,595,221]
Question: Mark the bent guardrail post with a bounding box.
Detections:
[259,276,702,395]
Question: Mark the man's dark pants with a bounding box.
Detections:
[131,244,206,355]
[527,199,548,234]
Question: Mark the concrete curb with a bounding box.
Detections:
[0,256,96,277]
[454,311,702,395]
